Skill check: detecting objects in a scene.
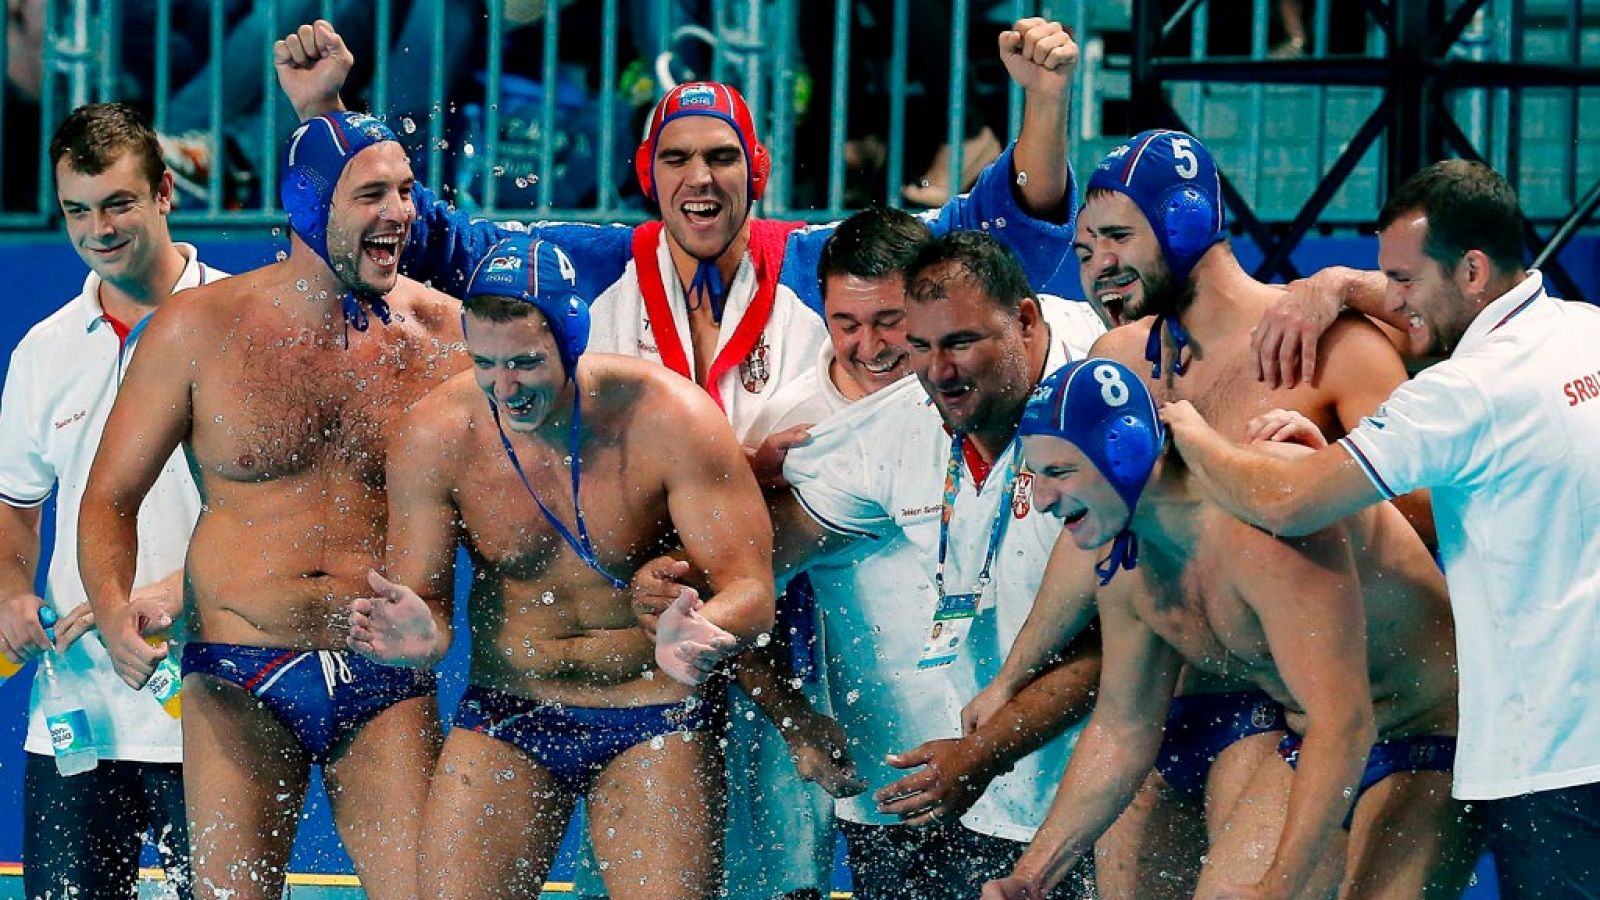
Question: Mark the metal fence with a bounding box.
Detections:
[1,0,1595,231]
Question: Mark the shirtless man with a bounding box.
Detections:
[984,357,1476,899]
[345,233,774,898]
[964,129,1429,897]
[78,112,464,899]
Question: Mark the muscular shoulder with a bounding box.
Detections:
[581,354,730,442]
[382,276,465,343]
[136,269,266,352]
[390,371,477,463]
[1219,509,1355,604]
[1087,320,1154,370]
[1315,313,1406,390]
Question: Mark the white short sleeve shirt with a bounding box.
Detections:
[784,297,1105,840]
[0,245,218,762]
[1339,272,1600,799]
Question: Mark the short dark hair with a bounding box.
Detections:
[462,294,534,322]
[49,102,165,193]
[905,230,1034,313]
[1377,159,1525,275]
[816,207,934,293]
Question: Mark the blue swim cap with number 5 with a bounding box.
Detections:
[1087,129,1225,285]
[1020,358,1165,583]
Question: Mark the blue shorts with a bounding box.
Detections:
[452,683,725,792]
[1156,691,1287,801]
[182,642,437,764]
[1278,731,1456,828]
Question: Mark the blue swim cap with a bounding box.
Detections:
[1086,129,1225,285]
[281,112,407,269]
[463,235,590,378]
[281,112,418,344]
[1020,358,1165,583]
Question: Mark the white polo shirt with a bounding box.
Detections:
[1338,271,1600,800]
[0,245,217,763]
[784,298,1103,840]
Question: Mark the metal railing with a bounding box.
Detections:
[1,0,1595,232]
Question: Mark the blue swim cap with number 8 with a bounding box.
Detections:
[1020,359,1165,583]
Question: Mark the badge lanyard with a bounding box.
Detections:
[934,431,1023,604]
[488,382,627,590]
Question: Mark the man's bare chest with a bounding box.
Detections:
[191,326,455,483]
[457,439,672,582]
[1134,557,1274,681]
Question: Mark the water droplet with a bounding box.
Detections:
[650,735,665,749]
[275,250,288,261]
[295,279,309,292]
[540,591,555,605]
[434,139,450,151]
[995,216,1007,227]
[491,165,506,177]
[401,116,417,134]
[213,415,224,423]
[514,176,529,189]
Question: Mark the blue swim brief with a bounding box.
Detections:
[1156,690,1287,801]
[1278,731,1456,828]
[452,683,726,792]
[182,641,437,764]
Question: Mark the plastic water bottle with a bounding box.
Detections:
[38,608,98,776]
[145,651,183,719]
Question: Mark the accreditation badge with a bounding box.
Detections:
[917,592,979,669]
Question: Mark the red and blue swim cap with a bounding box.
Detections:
[633,82,771,203]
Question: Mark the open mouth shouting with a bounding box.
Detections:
[501,392,541,420]
[1093,272,1140,326]
[362,232,404,269]
[681,199,724,228]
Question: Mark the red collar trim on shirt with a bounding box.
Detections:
[631,218,802,410]
[102,312,132,346]
[940,423,996,490]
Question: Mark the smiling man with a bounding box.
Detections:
[1162,160,1600,899]
[729,232,1106,898]
[77,111,466,899]
[0,101,213,900]
[974,129,1435,898]
[983,357,1475,900]
[343,234,774,899]
[271,17,1090,897]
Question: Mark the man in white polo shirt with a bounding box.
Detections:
[772,230,1105,897]
[0,102,219,900]
[1161,159,1600,899]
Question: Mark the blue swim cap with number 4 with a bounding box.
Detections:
[463,235,590,378]
[1020,358,1165,583]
